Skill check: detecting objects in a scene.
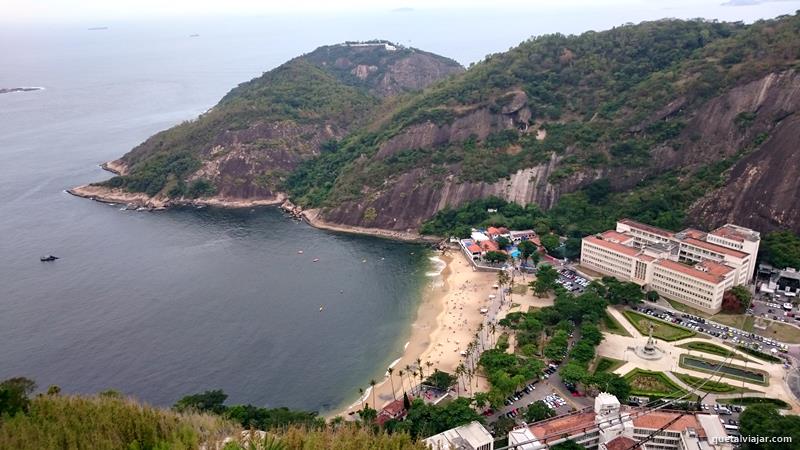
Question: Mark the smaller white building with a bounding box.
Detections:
[425,421,494,450]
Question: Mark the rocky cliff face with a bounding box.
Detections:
[684,70,800,233]
[317,68,800,233]
[93,42,463,204]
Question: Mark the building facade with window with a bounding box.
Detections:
[580,220,760,313]
[512,393,732,450]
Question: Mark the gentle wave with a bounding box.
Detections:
[425,256,446,277]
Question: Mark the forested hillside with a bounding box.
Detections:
[82,14,800,235]
[291,14,800,234]
[88,41,463,202]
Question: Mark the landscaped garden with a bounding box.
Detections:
[622,310,696,341]
[593,357,625,375]
[735,345,782,363]
[673,372,755,394]
[677,341,748,362]
[624,368,689,398]
[601,311,631,337]
[679,355,768,386]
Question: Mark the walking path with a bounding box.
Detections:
[598,307,800,413]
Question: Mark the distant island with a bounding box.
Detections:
[0,87,44,95]
[87,26,108,31]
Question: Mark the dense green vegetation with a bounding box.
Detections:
[739,404,800,450]
[622,310,696,341]
[386,397,483,439]
[222,426,428,450]
[419,146,743,241]
[722,285,753,313]
[0,383,236,450]
[174,389,323,431]
[288,14,800,214]
[104,58,380,197]
[761,230,800,269]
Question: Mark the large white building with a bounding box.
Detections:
[580,220,760,313]
[511,393,733,450]
[425,421,494,450]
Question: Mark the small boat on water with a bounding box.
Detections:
[40,255,59,262]
[298,250,304,254]
[319,305,324,312]
[313,258,320,262]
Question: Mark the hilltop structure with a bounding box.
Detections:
[581,220,760,313]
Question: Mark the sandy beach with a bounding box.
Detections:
[338,250,499,417]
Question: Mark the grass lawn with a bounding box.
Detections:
[510,284,528,295]
[622,310,696,341]
[759,320,800,344]
[716,396,791,409]
[666,299,755,331]
[673,372,755,394]
[624,368,690,398]
[602,311,631,337]
[593,357,626,375]
[679,354,769,386]
[677,341,749,362]
[735,345,782,363]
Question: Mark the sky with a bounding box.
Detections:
[3,0,799,24]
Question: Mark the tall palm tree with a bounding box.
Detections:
[387,367,396,400]
[425,361,434,378]
[397,369,406,395]
[490,322,497,347]
[416,357,423,377]
[369,379,377,411]
[411,371,418,395]
[358,387,364,411]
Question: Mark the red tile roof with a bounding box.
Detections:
[601,230,634,243]
[680,228,708,240]
[604,436,637,450]
[632,410,704,437]
[584,235,641,257]
[655,259,732,284]
[710,225,748,242]
[467,244,482,253]
[681,237,748,258]
[619,219,675,238]
[529,411,596,443]
[480,240,500,252]
[487,227,501,236]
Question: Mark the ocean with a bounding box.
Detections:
[2,5,790,413]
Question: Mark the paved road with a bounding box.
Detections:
[633,303,791,357]
[749,299,800,329]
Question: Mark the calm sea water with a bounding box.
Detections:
[2,5,789,413]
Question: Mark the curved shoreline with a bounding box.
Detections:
[334,251,496,419]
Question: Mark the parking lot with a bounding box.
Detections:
[557,268,589,294]
[632,305,791,362]
[749,299,800,326]
[486,361,595,424]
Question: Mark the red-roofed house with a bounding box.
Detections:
[376,399,407,426]
[480,240,500,253]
